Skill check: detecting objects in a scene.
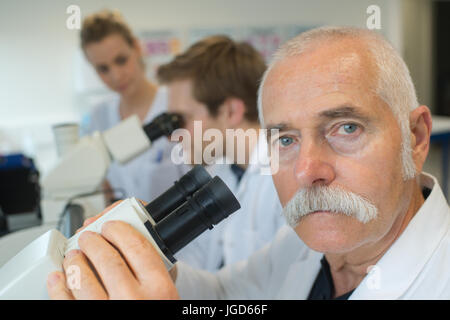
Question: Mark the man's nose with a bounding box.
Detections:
[293,140,336,188]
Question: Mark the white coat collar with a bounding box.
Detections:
[350,173,450,299]
[276,249,323,299]
[111,86,167,125]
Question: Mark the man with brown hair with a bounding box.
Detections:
[157,35,265,165]
[155,35,285,271]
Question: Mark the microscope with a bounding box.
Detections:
[0,111,243,299]
[0,165,240,299]
[0,112,185,267]
[41,112,184,226]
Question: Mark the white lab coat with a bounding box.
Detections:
[175,173,450,299]
[221,133,285,265]
[82,87,186,202]
[174,134,285,271]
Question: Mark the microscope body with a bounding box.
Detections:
[0,116,150,267]
[0,115,168,299]
[0,163,240,300]
[0,198,172,299]
[40,115,151,225]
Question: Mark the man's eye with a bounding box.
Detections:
[97,65,109,73]
[338,123,359,134]
[116,56,128,65]
[279,136,294,147]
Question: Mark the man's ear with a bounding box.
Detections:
[218,98,246,128]
[409,105,432,173]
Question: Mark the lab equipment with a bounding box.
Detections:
[0,165,240,299]
[0,207,7,236]
[52,123,80,158]
[41,112,183,225]
[0,113,182,267]
[0,153,40,216]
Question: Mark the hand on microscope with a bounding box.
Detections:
[45,165,240,300]
[46,200,180,300]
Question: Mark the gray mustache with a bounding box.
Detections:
[282,185,378,227]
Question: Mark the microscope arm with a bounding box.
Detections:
[40,115,151,224]
[0,113,188,299]
[0,167,240,299]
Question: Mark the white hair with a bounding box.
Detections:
[257,26,418,180]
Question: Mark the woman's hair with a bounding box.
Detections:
[80,9,135,49]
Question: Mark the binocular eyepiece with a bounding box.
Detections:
[143,112,184,142]
[145,165,212,222]
[141,115,239,263]
[144,165,240,263]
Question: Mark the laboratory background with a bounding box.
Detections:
[0,0,449,250]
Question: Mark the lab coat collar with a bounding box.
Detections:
[350,173,450,299]
[109,86,167,125]
[277,249,323,299]
[144,86,167,124]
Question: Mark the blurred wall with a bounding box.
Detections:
[5,0,444,181]
[401,0,434,110]
[0,0,403,128]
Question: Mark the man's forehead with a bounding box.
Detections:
[265,50,368,93]
[262,44,377,125]
[168,79,194,101]
[168,79,210,117]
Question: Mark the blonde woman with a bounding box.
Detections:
[80,10,185,203]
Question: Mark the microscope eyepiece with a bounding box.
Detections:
[143,112,184,142]
[145,165,212,222]
[189,176,241,225]
[152,176,240,258]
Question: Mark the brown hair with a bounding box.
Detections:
[80,9,135,49]
[157,35,266,122]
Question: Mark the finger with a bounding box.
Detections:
[76,201,123,233]
[47,271,75,300]
[100,220,169,285]
[63,250,108,300]
[137,199,148,206]
[78,231,139,296]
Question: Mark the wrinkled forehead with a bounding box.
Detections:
[262,41,378,125]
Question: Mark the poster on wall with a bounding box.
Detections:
[188,25,316,62]
[137,30,185,81]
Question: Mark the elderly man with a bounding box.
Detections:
[47,26,450,299]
